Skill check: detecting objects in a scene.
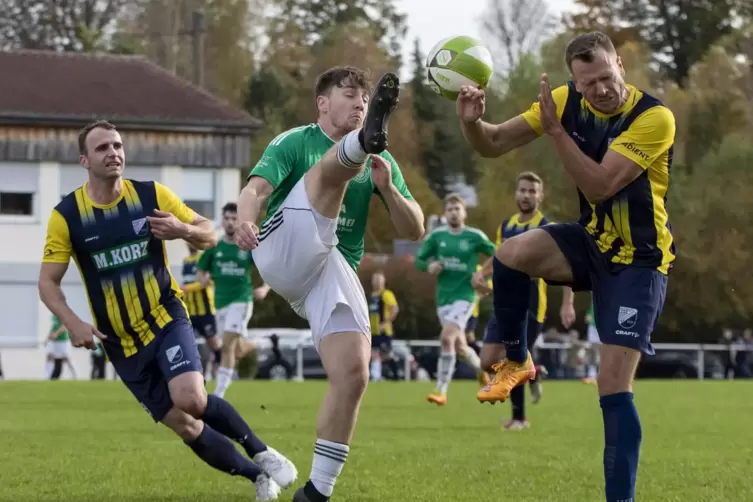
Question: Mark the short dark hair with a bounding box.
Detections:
[222,202,238,214]
[78,120,117,155]
[564,32,616,71]
[314,66,371,101]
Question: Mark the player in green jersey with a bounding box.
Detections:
[197,203,271,399]
[45,313,77,380]
[236,66,425,502]
[416,193,497,406]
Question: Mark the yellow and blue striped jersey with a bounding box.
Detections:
[42,180,194,359]
[497,211,550,324]
[369,289,398,336]
[522,82,676,274]
[182,253,215,317]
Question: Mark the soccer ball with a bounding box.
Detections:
[426,35,494,101]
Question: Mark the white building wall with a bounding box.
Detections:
[0,161,242,379]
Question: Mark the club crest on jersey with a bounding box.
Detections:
[132,217,149,236]
[166,345,183,364]
[458,240,470,251]
[351,165,371,183]
[618,307,638,329]
[238,250,249,260]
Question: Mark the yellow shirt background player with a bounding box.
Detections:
[181,246,220,353]
[369,271,399,382]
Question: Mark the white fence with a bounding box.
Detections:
[248,329,752,382]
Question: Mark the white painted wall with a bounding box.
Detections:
[0,161,242,379]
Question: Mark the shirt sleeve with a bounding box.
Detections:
[476,230,496,256]
[383,151,414,201]
[248,129,300,188]
[520,85,570,136]
[608,106,676,170]
[382,290,398,307]
[197,249,213,272]
[415,234,437,272]
[42,209,72,264]
[155,182,196,223]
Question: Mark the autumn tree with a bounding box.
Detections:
[480,0,557,74]
[0,0,132,51]
[565,0,750,87]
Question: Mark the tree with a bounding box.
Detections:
[409,38,478,196]
[480,0,558,74]
[565,0,750,87]
[0,0,132,51]
[267,0,407,65]
[115,0,260,105]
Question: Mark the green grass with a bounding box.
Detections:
[1,380,752,501]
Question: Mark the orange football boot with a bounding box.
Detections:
[477,352,536,403]
[427,391,447,406]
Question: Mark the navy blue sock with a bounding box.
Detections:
[492,257,532,362]
[600,392,641,502]
[510,384,525,421]
[203,394,268,457]
[186,424,263,482]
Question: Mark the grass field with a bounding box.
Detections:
[1,379,752,501]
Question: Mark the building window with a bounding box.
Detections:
[0,192,33,215]
[185,200,215,220]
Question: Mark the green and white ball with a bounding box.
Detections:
[426,36,494,101]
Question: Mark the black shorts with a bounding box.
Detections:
[372,334,392,352]
[483,314,541,351]
[541,223,667,355]
[191,314,217,339]
[107,317,203,422]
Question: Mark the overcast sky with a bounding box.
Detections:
[396,0,578,77]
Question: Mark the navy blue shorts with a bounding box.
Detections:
[372,334,393,352]
[191,314,217,339]
[108,317,203,422]
[484,314,542,351]
[465,315,478,334]
[541,223,667,355]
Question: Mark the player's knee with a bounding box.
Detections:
[331,358,369,402]
[496,237,527,269]
[172,389,208,418]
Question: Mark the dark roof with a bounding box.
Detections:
[0,50,261,134]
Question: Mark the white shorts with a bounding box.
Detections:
[252,176,370,350]
[47,340,71,359]
[437,300,475,330]
[216,302,253,337]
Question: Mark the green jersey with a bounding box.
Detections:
[50,315,69,341]
[416,225,496,306]
[249,123,415,269]
[197,239,254,310]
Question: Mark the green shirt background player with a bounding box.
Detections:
[197,203,270,399]
[416,193,496,406]
[46,314,77,380]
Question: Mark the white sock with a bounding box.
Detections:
[44,360,54,379]
[311,439,349,497]
[588,365,598,378]
[464,346,482,371]
[370,360,382,381]
[66,361,78,379]
[336,129,367,168]
[435,352,456,394]
[213,367,233,398]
